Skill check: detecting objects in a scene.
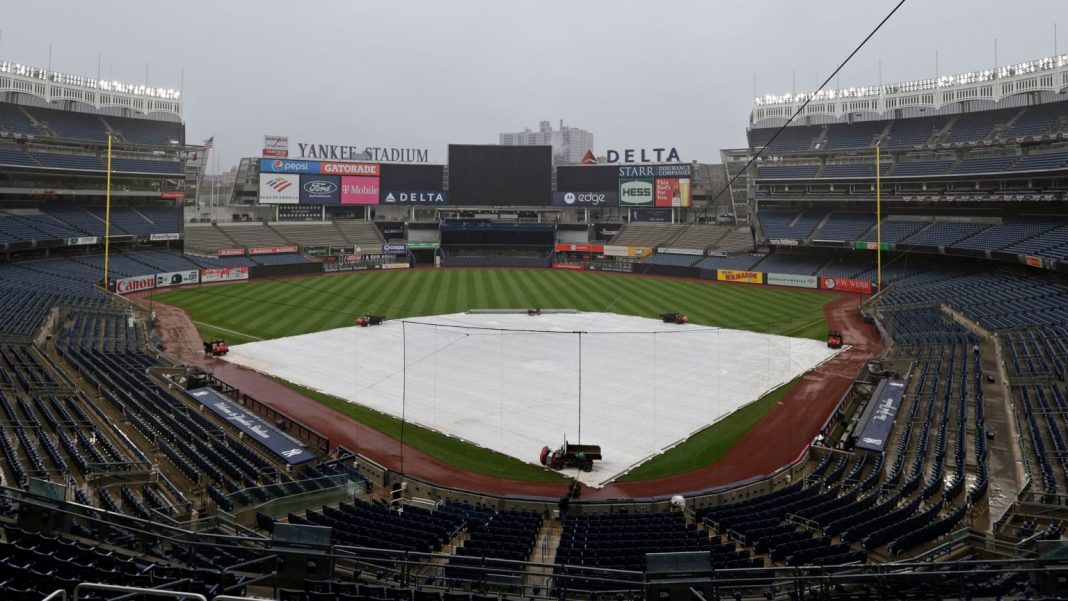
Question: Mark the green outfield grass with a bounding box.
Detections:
[153,268,837,483]
[616,377,798,482]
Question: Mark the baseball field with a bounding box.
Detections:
[154,268,837,482]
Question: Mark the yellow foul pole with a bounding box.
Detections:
[104,134,112,289]
[876,144,881,292]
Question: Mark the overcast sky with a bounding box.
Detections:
[2,1,1063,168]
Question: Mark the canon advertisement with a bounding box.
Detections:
[552,191,618,207]
[381,190,448,204]
[259,173,300,204]
[298,175,341,204]
[114,275,156,294]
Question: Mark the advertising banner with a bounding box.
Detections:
[66,236,99,246]
[160,191,185,200]
[248,245,299,255]
[155,270,200,288]
[1025,255,1044,268]
[341,176,381,205]
[654,178,691,207]
[554,243,605,253]
[218,248,245,257]
[320,162,380,176]
[657,247,704,256]
[619,178,654,207]
[603,245,629,257]
[408,241,440,249]
[631,209,671,223]
[717,269,764,284]
[854,241,890,251]
[551,263,587,270]
[263,135,289,158]
[381,263,410,270]
[381,190,448,204]
[381,243,408,254]
[617,163,693,178]
[551,191,618,207]
[114,274,156,294]
[187,387,316,465]
[201,267,250,283]
[298,175,341,205]
[149,233,181,241]
[770,238,800,246]
[259,158,320,174]
[766,273,819,289]
[854,379,906,453]
[820,276,872,294]
[259,173,300,204]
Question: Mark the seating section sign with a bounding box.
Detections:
[187,387,316,465]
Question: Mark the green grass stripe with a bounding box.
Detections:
[274,377,567,483]
[617,376,800,482]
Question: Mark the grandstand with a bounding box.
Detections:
[2,49,1068,601]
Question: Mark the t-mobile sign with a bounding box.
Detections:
[341,176,380,205]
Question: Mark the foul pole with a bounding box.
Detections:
[876,142,882,291]
[103,134,113,289]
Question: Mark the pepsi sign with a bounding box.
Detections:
[299,175,341,204]
[381,190,448,204]
[259,158,320,174]
[552,191,618,207]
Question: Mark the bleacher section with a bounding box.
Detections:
[759,210,825,241]
[813,212,875,242]
[900,221,990,248]
[608,222,741,251]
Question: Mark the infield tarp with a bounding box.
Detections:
[854,379,906,453]
[222,312,841,487]
[187,387,316,465]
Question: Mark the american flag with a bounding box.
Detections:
[202,136,214,149]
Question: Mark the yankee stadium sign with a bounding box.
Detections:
[296,142,428,163]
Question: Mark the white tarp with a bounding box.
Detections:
[223,312,840,487]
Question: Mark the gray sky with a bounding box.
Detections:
[2,1,1063,168]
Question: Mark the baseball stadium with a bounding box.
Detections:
[2,22,1068,601]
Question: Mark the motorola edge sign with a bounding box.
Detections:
[552,191,618,207]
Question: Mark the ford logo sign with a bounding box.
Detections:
[303,181,338,194]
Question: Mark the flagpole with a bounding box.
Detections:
[104,134,113,288]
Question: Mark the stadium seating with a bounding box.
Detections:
[0,103,41,137]
[110,157,183,175]
[756,164,820,179]
[822,120,886,151]
[104,114,184,146]
[950,155,1019,174]
[26,105,110,143]
[759,210,825,240]
[32,152,104,171]
[812,212,875,242]
[1011,151,1068,172]
[644,252,701,267]
[900,221,990,248]
[749,125,822,153]
[0,147,38,167]
[754,252,827,275]
[889,157,955,177]
[883,115,951,148]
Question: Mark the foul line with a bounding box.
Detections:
[192,320,264,341]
